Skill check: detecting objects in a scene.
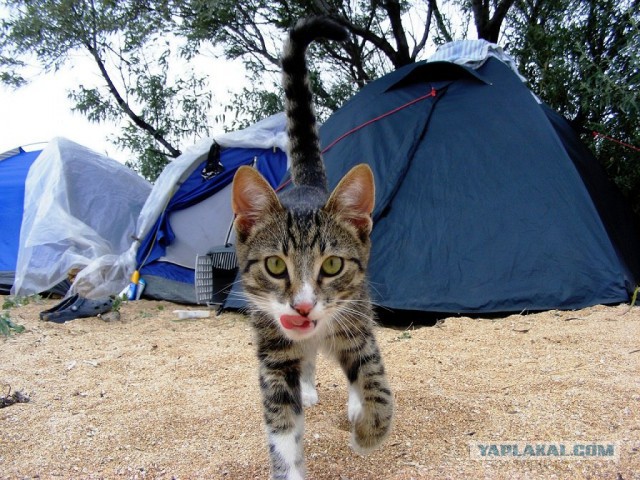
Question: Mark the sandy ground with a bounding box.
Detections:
[1,295,639,479]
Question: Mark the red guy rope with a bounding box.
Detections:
[592,131,640,153]
[275,87,438,192]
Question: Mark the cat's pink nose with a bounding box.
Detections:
[293,302,314,316]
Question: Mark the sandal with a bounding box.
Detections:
[40,294,113,323]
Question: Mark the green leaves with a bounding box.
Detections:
[506,0,640,214]
[2,295,39,310]
[0,312,25,337]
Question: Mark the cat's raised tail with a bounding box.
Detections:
[282,17,347,191]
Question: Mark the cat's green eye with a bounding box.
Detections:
[265,256,287,277]
[321,256,343,276]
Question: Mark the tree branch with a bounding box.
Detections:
[411,4,433,60]
[470,0,489,39]
[329,14,404,68]
[427,0,453,43]
[383,0,411,65]
[488,0,518,42]
[471,0,518,42]
[83,42,181,158]
[235,4,280,66]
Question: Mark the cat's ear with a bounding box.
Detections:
[232,166,281,236]
[325,164,375,235]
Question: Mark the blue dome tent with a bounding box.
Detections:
[309,43,640,314]
[135,139,288,303]
[59,113,290,304]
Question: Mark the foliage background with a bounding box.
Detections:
[1,0,638,216]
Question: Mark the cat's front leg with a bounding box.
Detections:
[300,347,318,407]
[259,358,306,480]
[337,330,394,454]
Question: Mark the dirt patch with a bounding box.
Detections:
[1,296,639,479]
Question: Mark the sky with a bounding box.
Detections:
[0,53,248,164]
[0,64,123,160]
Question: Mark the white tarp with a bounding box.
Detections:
[11,137,152,297]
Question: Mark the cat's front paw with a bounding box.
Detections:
[349,386,393,454]
[351,408,393,455]
[301,381,318,407]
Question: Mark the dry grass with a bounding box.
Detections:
[1,296,639,479]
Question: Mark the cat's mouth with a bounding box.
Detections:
[279,314,317,331]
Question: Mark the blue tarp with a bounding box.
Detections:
[0,148,42,275]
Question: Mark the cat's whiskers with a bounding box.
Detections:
[330,305,368,350]
[239,293,276,318]
[365,280,385,303]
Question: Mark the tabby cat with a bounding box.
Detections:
[231,17,393,480]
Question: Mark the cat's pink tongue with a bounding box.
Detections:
[280,315,313,330]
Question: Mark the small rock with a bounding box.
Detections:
[99,311,121,322]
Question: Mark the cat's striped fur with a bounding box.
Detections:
[231,17,393,480]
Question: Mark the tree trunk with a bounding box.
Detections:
[471,0,518,42]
